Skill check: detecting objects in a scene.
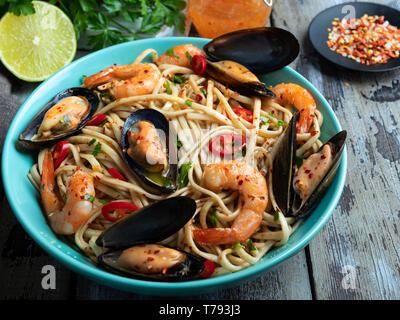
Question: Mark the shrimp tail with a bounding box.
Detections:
[40,151,62,216]
[193,209,263,245]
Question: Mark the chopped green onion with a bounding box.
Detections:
[165,80,172,94]
[260,116,270,125]
[63,196,67,203]
[99,92,115,102]
[92,143,102,156]
[185,99,192,107]
[98,199,109,205]
[274,211,280,222]
[268,112,276,119]
[88,138,96,146]
[171,75,184,84]
[84,194,95,203]
[277,120,287,127]
[210,208,218,227]
[100,118,109,126]
[232,242,245,249]
[176,137,182,148]
[185,51,193,64]
[200,88,207,96]
[166,47,180,58]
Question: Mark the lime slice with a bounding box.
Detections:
[0,1,76,82]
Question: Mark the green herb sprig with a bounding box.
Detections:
[0,0,187,50]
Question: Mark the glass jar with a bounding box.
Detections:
[187,0,273,39]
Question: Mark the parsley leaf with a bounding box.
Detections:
[166,47,180,58]
[185,51,193,64]
[296,156,304,168]
[178,161,192,188]
[247,239,257,251]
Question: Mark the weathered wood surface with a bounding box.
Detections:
[272,0,400,299]
[0,0,399,300]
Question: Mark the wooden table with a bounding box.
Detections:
[1,0,399,300]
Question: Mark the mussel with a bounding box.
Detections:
[18,88,99,150]
[201,27,300,98]
[204,27,300,74]
[120,109,178,193]
[272,113,347,218]
[205,60,276,98]
[96,197,205,281]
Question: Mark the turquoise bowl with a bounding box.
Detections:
[2,37,347,295]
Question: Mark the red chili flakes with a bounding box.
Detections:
[327,15,400,65]
[147,257,154,262]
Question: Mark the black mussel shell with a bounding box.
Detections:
[121,109,178,193]
[206,60,276,98]
[293,130,347,218]
[271,113,347,218]
[97,244,205,282]
[271,112,298,216]
[204,27,300,74]
[96,197,196,250]
[18,88,99,150]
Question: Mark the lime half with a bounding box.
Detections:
[0,1,76,82]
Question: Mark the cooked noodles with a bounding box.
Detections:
[28,48,324,277]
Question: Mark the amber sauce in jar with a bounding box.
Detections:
[187,0,272,39]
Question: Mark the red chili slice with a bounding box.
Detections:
[192,55,207,76]
[101,202,139,222]
[296,121,300,133]
[86,114,107,126]
[209,134,246,157]
[52,141,69,169]
[230,107,253,123]
[107,168,127,182]
[200,260,215,279]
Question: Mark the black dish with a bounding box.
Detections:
[308,2,400,72]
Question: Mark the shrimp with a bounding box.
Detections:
[83,63,161,100]
[193,160,268,245]
[156,44,205,68]
[40,151,95,235]
[269,83,317,134]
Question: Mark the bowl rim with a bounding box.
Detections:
[1,36,347,295]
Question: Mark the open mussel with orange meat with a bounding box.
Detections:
[120,109,178,194]
[18,88,99,150]
[95,197,206,281]
[157,27,300,98]
[271,113,347,218]
[201,27,299,98]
